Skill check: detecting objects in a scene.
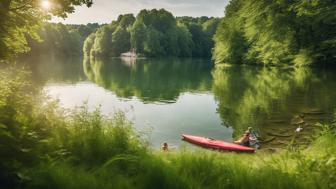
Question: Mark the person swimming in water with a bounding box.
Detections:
[161,142,169,151]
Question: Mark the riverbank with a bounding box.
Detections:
[24,124,336,189]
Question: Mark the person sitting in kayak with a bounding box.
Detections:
[247,127,260,149]
[234,131,251,147]
[234,127,259,147]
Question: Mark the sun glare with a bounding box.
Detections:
[41,0,51,10]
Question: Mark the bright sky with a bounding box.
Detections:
[51,0,230,24]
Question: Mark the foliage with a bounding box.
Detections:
[111,27,131,56]
[0,68,61,187]
[91,25,115,57]
[26,22,99,57]
[213,0,336,66]
[84,9,219,58]
[130,20,147,54]
[177,17,220,57]
[84,16,133,57]
[0,0,93,61]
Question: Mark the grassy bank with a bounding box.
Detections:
[24,128,336,189]
[1,68,335,189]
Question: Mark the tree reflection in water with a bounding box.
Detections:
[212,65,336,148]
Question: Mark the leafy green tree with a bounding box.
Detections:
[117,14,135,28]
[144,27,164,57]
[177,16,219,57]
[176,25,193,57]
[130,20,147,54]
[91,25,114,57]
[0,0,93,61]
[187,23,208,57]
[26,22,98,57]
[202,18,220,37]
[111,26,131,56]
[213,18,248,64]
[84,9,218,58]
[213,0,336,66]
[137,9,175,32]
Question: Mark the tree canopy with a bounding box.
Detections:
[26,22,99,57]
[0,0,93,61]
[213,0,336,66]
[84,9,219,58]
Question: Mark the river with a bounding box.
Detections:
[25,55,336,150]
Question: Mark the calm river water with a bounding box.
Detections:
[26,56,336,149]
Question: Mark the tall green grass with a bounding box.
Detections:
[24,107,336,189]
[1,68,336,189]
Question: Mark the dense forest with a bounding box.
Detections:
[213,0,336,66]
[84,9,220,58]
[26,23,99,56]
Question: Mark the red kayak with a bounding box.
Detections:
[182,134,255,153]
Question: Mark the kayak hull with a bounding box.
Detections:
[182,134,255,153]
